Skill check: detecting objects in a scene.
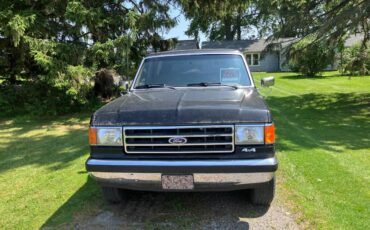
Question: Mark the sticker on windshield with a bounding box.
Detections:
[220,68,240,84]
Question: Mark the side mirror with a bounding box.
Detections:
[261,76,275,87]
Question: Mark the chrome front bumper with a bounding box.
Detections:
[87,157,277,191]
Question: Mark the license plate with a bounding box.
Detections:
[161,175,194,190]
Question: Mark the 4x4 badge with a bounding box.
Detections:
[168,137,187,144]
[242,148,256,153]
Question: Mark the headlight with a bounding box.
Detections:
[235,124,275,145]
[89,127,123,146]
[235,125,264,145]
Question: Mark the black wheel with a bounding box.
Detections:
[101,186,125,203]
[251,176,275,206]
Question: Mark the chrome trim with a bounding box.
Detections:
[235,123,273,127]
[130,53,255,91]
[125,143,232,146]
[87,157,277,167]
[124,125,233,129]
[123,125,234,154]
[90,172,274,191]
[127,134,232,138]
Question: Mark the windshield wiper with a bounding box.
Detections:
[187,82,238,89]
[135,84,176,90]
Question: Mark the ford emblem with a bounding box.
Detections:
[168,137,187,144]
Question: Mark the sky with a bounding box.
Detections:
[160,7,207,42]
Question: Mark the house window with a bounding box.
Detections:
[245,53,260,66]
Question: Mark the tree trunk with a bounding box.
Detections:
[359,18,369,75]
[224,16,234,40]
[8,40,21,84]
[9,73,17,85]
[236,7,242,40]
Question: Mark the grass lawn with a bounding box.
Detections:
[254,71,370,229]
[0,71,369,229]
[0,115,102,229]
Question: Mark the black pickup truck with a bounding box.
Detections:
[86,49,277,205]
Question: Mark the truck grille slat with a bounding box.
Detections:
[124,125,234,154]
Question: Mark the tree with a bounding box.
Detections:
[256,0,370,42]
[67,0,176,75]
[177,0,254,41]
[287,37,336,76]
[0,0,176,84]
[0,0,177,115]
[255,0,369,75]
[256,0,370,48]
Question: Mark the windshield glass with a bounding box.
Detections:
[133,54,252,88]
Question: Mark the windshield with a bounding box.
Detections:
[133,54,252,88]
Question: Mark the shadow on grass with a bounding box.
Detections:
[42,177,101,228]
[266,92,370,152]
[278,72,367,80]
[42,179,272,229]
[279,74,325,80]
[0,116,89,173]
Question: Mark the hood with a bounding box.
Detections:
[92,88,271,126]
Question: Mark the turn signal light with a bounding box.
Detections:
[89,127,97,145]
[264,124,275,144]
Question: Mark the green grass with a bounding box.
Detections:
[0,72,369,229]
[254,71,370,229]
[0,115,101,229]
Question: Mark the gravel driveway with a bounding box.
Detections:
[67,189,301,230]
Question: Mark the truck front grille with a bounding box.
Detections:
[124,125,234,154]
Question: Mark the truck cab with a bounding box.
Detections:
[86,49,277,205]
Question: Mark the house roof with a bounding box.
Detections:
[202,38,296,53]
[202,38,296,52]
[201,35,363,53]
[202,40,266,52]
[173,39,199,50]
[344,34,364,47]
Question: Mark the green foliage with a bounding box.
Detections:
[6,14,36,47]
[255,0,370,46]
[178,0,252,40]
[0,80,98,117]
[180,0,369,47]
[287,37,336,76]
[339,43,370,75]
[0,0,176,117]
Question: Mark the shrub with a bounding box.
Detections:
[0,66,100,117]
[339,43,370,75]
[94,68,121,99]
[288,38,336,76]
[1,82,83,117]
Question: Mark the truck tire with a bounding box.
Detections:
[251,176,275,206]
[101,186,125,203]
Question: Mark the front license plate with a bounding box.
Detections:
[161,175,194,190]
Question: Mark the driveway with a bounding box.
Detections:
[64,189,301,230]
